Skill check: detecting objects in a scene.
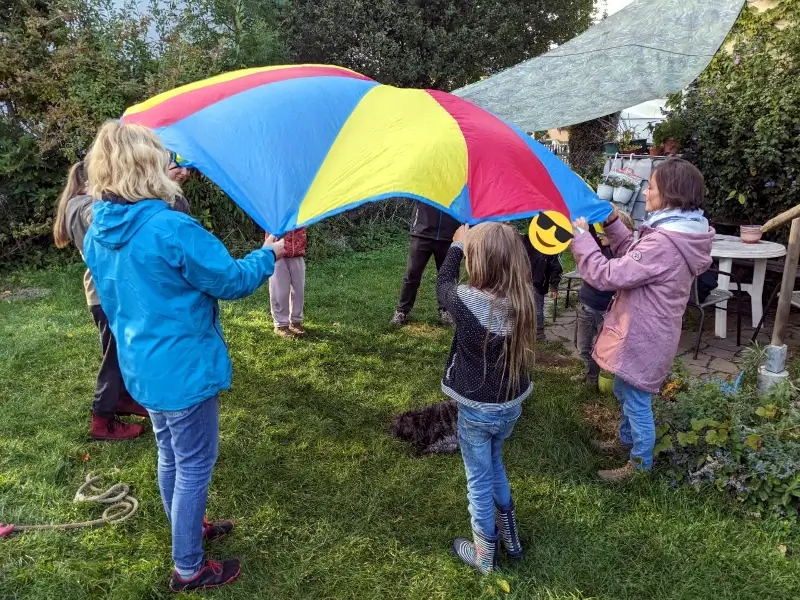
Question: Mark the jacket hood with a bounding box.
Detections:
[645,225,715,276]
[90,199,168,250]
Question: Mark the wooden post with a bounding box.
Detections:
[771,217,800,347]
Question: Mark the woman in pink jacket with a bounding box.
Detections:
[571,158,714,481]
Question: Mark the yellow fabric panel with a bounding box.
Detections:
[298,86,467,224]
[124,65,362,116]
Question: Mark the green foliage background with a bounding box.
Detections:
[0,0,593,265]
[662,0,800,230]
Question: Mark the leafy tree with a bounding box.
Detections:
[283,0,594,91]
[664,1,800,229]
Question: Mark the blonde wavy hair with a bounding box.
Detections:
[464,222,537,398]
[88,121,181,205]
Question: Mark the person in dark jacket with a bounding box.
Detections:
[572,213,635,389]
[521,234,563,342]
[391,201,460,326]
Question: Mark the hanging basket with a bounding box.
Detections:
[612,186,634,205]
[597,183,614,200]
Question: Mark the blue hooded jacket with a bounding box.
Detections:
[83,198,276,412]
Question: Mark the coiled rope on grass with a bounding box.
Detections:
[0,472,138,537]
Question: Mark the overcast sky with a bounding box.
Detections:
[606,0,636,16]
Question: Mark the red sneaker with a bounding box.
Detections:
[116,396,149,418]
[169,558,241,592]
[90,414,145,441]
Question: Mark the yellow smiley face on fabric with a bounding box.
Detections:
[528,211,574,255]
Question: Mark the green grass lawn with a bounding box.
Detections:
[1,245,798,600]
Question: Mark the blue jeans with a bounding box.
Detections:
[613,377,654,470]
[148,396,220,573]
[457,403,522,538]
[534,291,545,328]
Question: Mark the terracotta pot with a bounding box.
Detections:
[664,138,680,155]
[649,145,664,156]
[739,225,763,244]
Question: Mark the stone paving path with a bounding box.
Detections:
[542,292,800,380]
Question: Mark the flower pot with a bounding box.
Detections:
[612,186,634,205]
[598,372,615,395]
[649,145,664,156]
[664,138,680,155]
[597,183,614,200]
[740,225,763,244]
[604,142,619,155]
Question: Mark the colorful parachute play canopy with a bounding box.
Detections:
[123,65,610,236]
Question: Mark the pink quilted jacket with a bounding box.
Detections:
[571,217,713,393]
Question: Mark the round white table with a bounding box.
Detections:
[710,234,786,338]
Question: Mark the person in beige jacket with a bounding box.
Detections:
[52,157,191,440]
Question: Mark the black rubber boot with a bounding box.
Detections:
[496,501,524,559]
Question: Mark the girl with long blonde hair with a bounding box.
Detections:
[436,221,536,574]
[82,120,285,592]
[53,157,147,441]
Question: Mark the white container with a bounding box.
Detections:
[597,183,614,200]
[613,186,634,205]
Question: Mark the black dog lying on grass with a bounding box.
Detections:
[391,400,459,456]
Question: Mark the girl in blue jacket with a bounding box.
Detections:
[83,121,284,593]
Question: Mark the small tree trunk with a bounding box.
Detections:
[771,217,800,347]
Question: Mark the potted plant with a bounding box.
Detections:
[730,191,764,243]
[646,124,664,155]
[604,129,619,155]
[610,175,636,205]
[653,118,688,155]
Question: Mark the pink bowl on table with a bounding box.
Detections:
[739,225,763,244]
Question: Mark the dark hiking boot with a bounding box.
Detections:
[90,414,145,441]
[169,558,241,592]
[390,311,409,326]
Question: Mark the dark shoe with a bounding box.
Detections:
[116,395,149,418]
[169,558,241,592]
[274,326,297,339]
[438,309,454,326]
[90,414,145,441]
[598,460,637,482]
[452,529,498,575]
[496,501,524,560]
[203,516,234,542]
[536,328,547,343]
[390,311,408,326]
[289,323,307,337]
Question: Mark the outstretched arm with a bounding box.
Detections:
[175,217,278,301]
